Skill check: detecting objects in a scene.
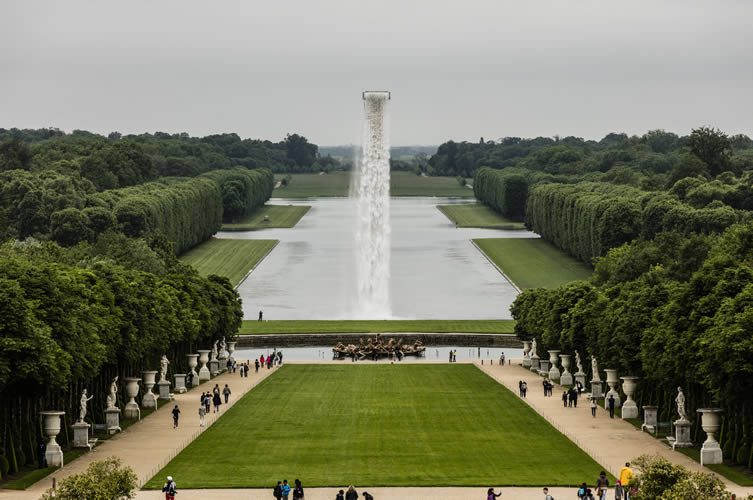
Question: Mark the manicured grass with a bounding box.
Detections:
[273,171,472,198]
[474,238,592,290]
[179,238,278,286]
[239,319,515,335]
[221,205,311,231]
[145,365,605,487]
[675,448,753,486]
[437,204,525,229]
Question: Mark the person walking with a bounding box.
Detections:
[281,479,291,500]
[619,462,634,500]
[223,384,231,404]
[259,310,263,321]
[571,388,578,408]
[171,405,180,429]
[595,471,610,500]
[562,390,568,407]
[577,482,588,499]
[521,381,527,398]
[162,475,177,500]
[204,393,211,414]
[273,481,283,500]
[293,479,304,500]
[260,354,265,368]
[255,358,260,372]
[345,485,358,500]
[518,380,523,396]
[608,395,616,418]
[198,404,206,427]
[487,487,502,499]
[614,480,623,500]
[362,492,373,500]
[212,390,221,413]
[335,490,345,500]
[543,487,554,500]
[591,397,598,417]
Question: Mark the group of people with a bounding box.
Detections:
[262,350,284,369]
[448,350,458,362]
[542,378,555,396]
[272,479,305,500]
[335,486,374,500]
[517,380,528,398]
[561,387,579,407]
[197,383,232,425]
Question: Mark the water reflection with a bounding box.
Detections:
[234,346,524,363]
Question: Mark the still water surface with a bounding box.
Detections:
[234,345,524,363]
[220,197,538,320]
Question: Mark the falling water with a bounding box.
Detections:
[351,91,391,318]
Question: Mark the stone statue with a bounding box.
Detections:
[220,337,227,356]
[106,376,118,409]
[575,352,584,374]
[211,341,219,361]
[530,338,538,358]
[79,389,94,422]
[591,356,600,381]
[159,355,170,383]
[676,386,688,421]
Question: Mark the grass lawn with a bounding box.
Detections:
[273,171,472,198]
[239,319,515,335]
[437,204,525,229]
[474,238,592,290]
[145,364,605,487]
[221,205,311,231]
[179,238,278,286]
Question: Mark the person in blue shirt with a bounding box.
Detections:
[282,479,291,500]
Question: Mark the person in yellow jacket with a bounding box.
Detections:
[619,462,634,499]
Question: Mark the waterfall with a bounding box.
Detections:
[351,91,391,318]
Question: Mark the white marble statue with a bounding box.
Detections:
[159,355,170,383]
[591,356,600,381]
[106,376,118,409]
[575,352,584,374]
[676,386,688,421]
[219,337,227,357]
[530,338,538,358]
[79,389,94,422]
[211,341,219,361]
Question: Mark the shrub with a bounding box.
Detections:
[40,457,137,500]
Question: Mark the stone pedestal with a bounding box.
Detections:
[559,354,573,386]
[158,381,172,400]
[198,350,211,382]
[698,408,723,465]
[209,359,219,376]
[174,374,187,394]
[574,372,587,388]
[105,407,121,434]
[604,369,621,407]
[547,350,561,383]
[72,422,91,449]
[671,419,693,449]
[590,380,603,399]
[642,405,658,434]
[124,377,141,419]
[40,411,65,468]
[142,371,158,409]
[620,376,640,419]
[529,354,540,371]
[187,354,199,387]
[522,341,531,368]
[539,359,550,377]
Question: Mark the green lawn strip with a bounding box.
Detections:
[179,238,278,286]
[145,364,606,488]
[221,205,311,231]
[239,319,515,335]
[273,171,472,198]
[437,204,525,229]
[474,238,592,290]
[675,448,753,486]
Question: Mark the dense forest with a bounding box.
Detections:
[471,126,753,470]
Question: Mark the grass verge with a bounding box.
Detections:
[239,319,515,335]
[437,204,525,229]
[145,364,606,487]
[221,205,310,231]
[474,238,592,290]
[179,238,278,286]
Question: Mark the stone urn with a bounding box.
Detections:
[547,350,561,383]
[559,354,573,386]
[142,370,158,409]
[620,376,640,419]
[604,369,621,407]
[227,341,237,364]
[40,411,65,467]
[522,341,531,368]
[124,377,141,419]
[187,353,199,387]
[697,408,724,465]
[197,349,211,382]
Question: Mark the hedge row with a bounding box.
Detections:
[201,168,274,220]
[473,167,531,219]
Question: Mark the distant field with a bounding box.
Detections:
[146,365,605,487]
[273,171,472,198]
[437,204,525,229]
[179,238,278,286]
[474,238,592,290]
[239,319,515,335]
[221,204,310,231]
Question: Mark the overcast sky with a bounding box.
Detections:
[2,1,752,146]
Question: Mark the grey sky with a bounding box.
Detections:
[2,0,752,145]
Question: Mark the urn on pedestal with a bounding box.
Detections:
[141,371,158,409]
[697,408,724,465]
[40,411,65,467]
[123,378,141,419]
[547,350,561,383]
[620,376,640,419]
[187,354,199,387]
[604,369,621,407]
[197,350,211,382]
[559,354,573,386]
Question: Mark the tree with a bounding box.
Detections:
[687,126,732,177]
[40,457,137,500]
[0,138,31,171]
[284,133,317,167]
[50,208,92,246]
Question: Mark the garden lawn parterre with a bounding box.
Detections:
[437,204,525,229]
[145,364,606,488]
[221,204,311,231]
[239,319,515,335]
[179,238,278,286]
[474,238,592,289]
